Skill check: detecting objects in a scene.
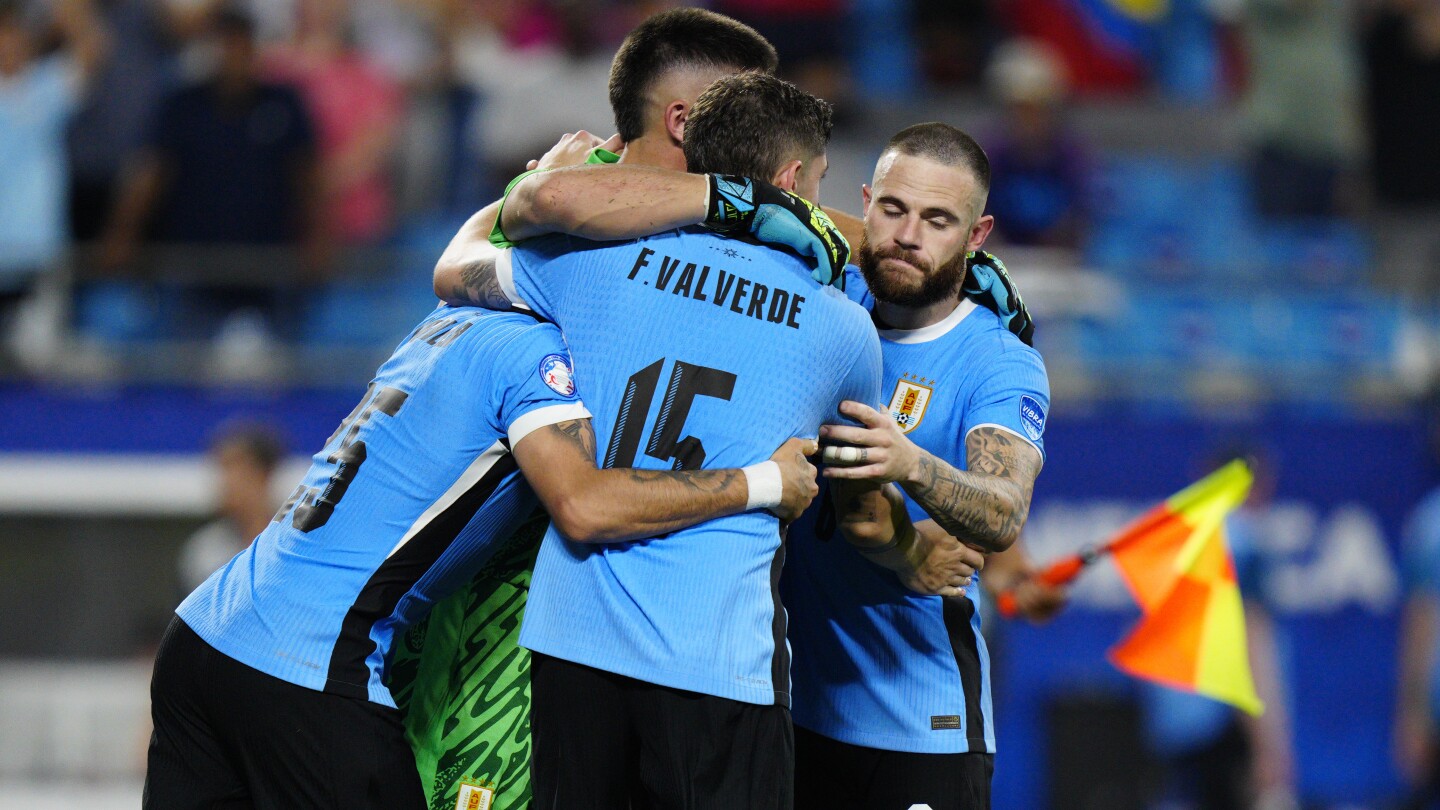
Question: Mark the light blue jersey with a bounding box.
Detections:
[1404,488,1440,721]
[177,306,590,706]
[499,228,882,706]
[783,266,1049,753]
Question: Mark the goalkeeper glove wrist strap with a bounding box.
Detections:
[703,174,759,233]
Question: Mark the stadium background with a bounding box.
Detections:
[0,0,1436,806]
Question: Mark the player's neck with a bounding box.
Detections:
[873,298,963,332]
[620,136,686,171]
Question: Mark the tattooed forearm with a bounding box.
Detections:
[627,467,741,494]
[551,419,598,459]
[547,420,741,494]
[902,427,1041,552]
[449,255,511,309]
[527,419,751,543]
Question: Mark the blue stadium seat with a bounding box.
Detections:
[73,281,161,343]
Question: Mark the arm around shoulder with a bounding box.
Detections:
[499,165,709,244]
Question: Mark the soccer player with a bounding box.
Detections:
[397,10,783,809]
[144,302,823,809]
[440,72,902,809]
[1401,478,1440,803]
[783,123,1052,810]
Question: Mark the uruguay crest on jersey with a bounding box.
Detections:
[887,373,933,433]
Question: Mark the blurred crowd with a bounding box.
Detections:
[0,0,1437,366]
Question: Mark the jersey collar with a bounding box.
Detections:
[876,298,978,345]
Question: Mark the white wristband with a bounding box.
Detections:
[742,461,783,511]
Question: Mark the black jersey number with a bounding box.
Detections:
[277,383,409,533]
[603,359,737,471]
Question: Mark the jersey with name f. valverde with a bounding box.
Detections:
[783,267,1049,753]
[176,305,589,707]
[498,228,882,706]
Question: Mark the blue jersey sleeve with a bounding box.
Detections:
[963,346,1050,460]
[485,322,591,448]
[29,56,81,125]
[496,235,591,323]
[842,265,873,309]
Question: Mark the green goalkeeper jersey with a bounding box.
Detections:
[391,147,621,810]
[390,511,547,810]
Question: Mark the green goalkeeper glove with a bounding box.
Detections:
[963,250,1035,347]
[703,174,850,288]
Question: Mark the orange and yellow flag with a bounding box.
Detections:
[1106,460,1264,715]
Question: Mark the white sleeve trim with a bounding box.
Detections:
[965,422,1045,466]
[508,402,591,448]
[493,248,531,310]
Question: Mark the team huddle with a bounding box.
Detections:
[143,9,1050,810]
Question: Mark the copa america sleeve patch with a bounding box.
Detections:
[1019,395,1046,441]
[538,354,578,398]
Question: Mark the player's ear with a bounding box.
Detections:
[967,214,995,252]
[664,100,688,145]
[861,184,873,214]
[771,159,803,192]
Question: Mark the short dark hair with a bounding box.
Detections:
[608,8,778,142]
[682,73,832,181]
[884,122,992,193]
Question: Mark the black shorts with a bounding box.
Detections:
[143,616,425,810]
[794,724,994,810]
[529,652,794,809]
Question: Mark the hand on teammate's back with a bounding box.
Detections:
[527,130,625,172]
[769,437,821,522]
[818,401,923,485]
[702,175,850,287]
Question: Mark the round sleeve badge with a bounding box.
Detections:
[539,353,577,398]
[1019,395,1046,441]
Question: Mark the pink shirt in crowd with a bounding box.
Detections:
[264,48,402,244]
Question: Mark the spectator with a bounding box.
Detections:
[1396,405,1440,806]
[66,0,178,242]
[1365,0,1440,210]
[263,0,403,245]
[1238,0,1364,219]
[450,0,611,188]
[0,0,103,357]
[914,0,995,88]
[983,39,1090,250]
[715,0,849,109]
[178,423,286,594]
[100,7,319,337]
[1364,0,1440,292]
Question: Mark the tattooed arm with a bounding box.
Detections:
[432,167,709,307]
[904,427,1041,552]
[433,201,510,307]
[831,480,984,597]
[513,419,820,543]
[820,401,1042,553]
